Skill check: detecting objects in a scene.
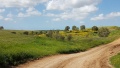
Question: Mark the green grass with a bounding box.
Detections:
[0,29,120,67]
[110,53,120,68]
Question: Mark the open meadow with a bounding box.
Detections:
[0,26,120,67]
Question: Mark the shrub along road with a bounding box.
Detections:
[17,38,120,68]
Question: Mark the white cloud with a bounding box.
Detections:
[46,5,98,20]
[0,9,5,13]
[107,12,120,18]
[46,0,100,21]
[0,15,13,21]
[0,0,101,21]
[18,7,41,17]
[91,14,104,20]
[46,0,100,10]
[91,12,120,21]
[4,18,13,21]
[0,0,49,8]
[26,7,41,16]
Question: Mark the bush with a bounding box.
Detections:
[46,30,53,38]
[23,31,29,35]
[11,32,16,34]
[54,33,65,41]
[98,27,110,37]
[67,34,72,41]
[59,35,65,41]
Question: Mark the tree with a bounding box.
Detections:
[92,26,98,31]
[0,26,4,30]
[80,25,85,31]
[72,25,77,31]
[98,27,110,37]
[65,26,70,31]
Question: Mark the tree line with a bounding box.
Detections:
[64,25,110,37]
[65,25,98,31]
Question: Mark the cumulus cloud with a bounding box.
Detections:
[18,7,41,17]
[0,15,13,21]
[0,0,49,8]
[91,12,120,21]
[46,5,98,20]
[0,0,101,21]
[46,0,100,10]
[46,0,100,21]
[4,18,13,21]
[26,7,41,16]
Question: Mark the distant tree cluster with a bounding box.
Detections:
[64,25,110,37]
[0,26,4,30]
[64,25,86,31]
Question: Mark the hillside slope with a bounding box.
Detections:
[17,38,120,68]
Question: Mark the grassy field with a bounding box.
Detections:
[0,26,120,67]
[110,53,120,68]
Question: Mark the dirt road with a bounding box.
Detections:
[17,39,120,68]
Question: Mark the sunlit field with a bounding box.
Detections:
[0,26,120,67]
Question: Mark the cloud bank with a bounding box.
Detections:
[91,12,120,21]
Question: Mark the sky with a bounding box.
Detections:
[0,0,120,30]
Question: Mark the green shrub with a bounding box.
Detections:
[59,35,65,41]
[11,32,16,34]
[98,27,110,37]
[23,31,29,35]
[67,34,72,41]
[46,30,53,38]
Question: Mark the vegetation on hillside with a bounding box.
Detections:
[0,26,120,67]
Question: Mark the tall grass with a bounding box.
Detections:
[110,53,120,68]
[0,29,120,67]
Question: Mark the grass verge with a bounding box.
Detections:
[110,53,120,68]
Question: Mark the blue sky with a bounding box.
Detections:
[0,0,120,30]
